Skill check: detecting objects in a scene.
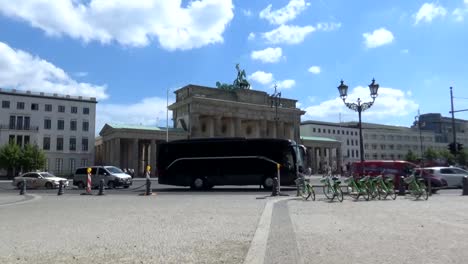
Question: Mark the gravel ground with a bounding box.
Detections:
[0,193,266,264]
[288,195,468,264]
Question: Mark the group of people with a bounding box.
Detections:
[122,168,135,178]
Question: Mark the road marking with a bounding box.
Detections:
[244,197,294,264]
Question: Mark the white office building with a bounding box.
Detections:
[0,88,97,177]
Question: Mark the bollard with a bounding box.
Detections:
[98,179,105,196]
[145,177,152,195]
[463,176,468,196]
[57,180,64,195]
[398,176,405,196]
[19,179,26,195]
[427,178,432,196]
[271,177,279,196]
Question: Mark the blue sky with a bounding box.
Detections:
[0,0,467,134]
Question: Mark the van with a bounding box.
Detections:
[73,166,132,189]
[350,160,417,188]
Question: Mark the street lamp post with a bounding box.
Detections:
[338,79,379,175]
[271,84,281,138]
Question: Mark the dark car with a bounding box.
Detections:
[413,168,448,193]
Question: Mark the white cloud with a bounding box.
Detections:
[316,22,342,31]
[97,96,174,133]
[453,0,468,22]
[262,24,315,44]
[401,49,409,54]
[0,0,234,50]
[251,47,283,63]
[0,41,107,99]
[414,3,447,25]
[276,79,296,89]
[243,9,252,17]
[302,86,418,121]
[308,66,321,74]
[74,72,88,77]
[259,0,310,25]
[249,71,274,85]
[247,32,255,40]
[362,28,394,48]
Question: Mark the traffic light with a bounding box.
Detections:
[457,143,464,152]
[448,142,456,155]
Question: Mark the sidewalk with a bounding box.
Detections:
[0,193,30,206]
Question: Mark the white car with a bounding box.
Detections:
[423,167,468,188]
[12,172,69,189]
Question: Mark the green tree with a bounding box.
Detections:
[423,147,439,162]
[457,149,468,166]
[439,149,455,165]
[0,143,22,179]
[405,150,418,163]
[21,144,46,172]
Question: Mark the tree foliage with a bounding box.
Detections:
[0,143,22,178]
[423,147,438,162]
[404,150,418,163]
[0,144,46,178]
[21,144,46,172]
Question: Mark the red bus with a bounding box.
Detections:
[350,160,417,188]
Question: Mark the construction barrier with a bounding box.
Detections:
[81,167,93,195]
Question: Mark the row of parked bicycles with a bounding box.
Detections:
[295,172,429,202]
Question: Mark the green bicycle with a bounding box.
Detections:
[295,176,316,201]
[320,175,344,202]
[364,176,380,200]
[374,175,397,200]
[403,174,429,200]
[344,176,370,201]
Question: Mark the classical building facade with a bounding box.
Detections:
[0,88,96,177]
[95,84,306,176]
[416,113,468,146]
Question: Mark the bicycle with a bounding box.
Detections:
[365,176,380,200]
[374,175,397,200]
[403,173,429,200]
[320,174,344,202]
[344,176,370,201]
[295,176,315,201]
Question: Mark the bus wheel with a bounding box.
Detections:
[262,177,274,189]
[191,177,205,190]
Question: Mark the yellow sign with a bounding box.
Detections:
[146,165,151,172]
[87,167,92,174]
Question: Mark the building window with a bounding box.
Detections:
[82,121,89,132]
[69,138,76,151]
[24,117,30,130]
[347,139,350,145]
[57,120,64,130]
[16,135,23,146]
[2,100,10,108]
[364,144,369,149]
[318,128,321,133]
[373,154,378,159]
[381,154,386,159]
[31,103,39,111]
[24,135,30,145]
[17,102,25,110]
[346,131,349,135]
[55,158,63,175]
[80,159,88,167]
[347,149,350,157]
[82,138,88,151]
[313,128,316,132]
[351,140,354,146]
[56,137,64,151]
[43,137,50,150]
[372,144,377,150]
[71,106,78,114]
[45,104,52,112]
[69,159,76,174]
[44,119,51,130]
[58,105,65,113]
[333,130,335,134]
[9,115,16,129]
[9,135,15,144]
[355,140,358,145]
[83,107,90,115]
[70,120,77,131]
[381,144,386,150]
[328,129,331,133]
[351,150,355,158]
[16,116,23,130]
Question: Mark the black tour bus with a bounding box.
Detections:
[157,137,304,190]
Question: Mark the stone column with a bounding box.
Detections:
[229,118,236,137]
[208,117,215,137]
[114,138,121,168]
[235,118,242,137]
[132,138,139,177]
[105,140,110,164]
[151,140,157,177]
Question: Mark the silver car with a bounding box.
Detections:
[423,167,468,188]
[12,172,69,189]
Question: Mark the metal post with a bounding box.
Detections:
[427,178,432,196]
[399,176,405,196]
[463,176,468,196]
[98,179,105,195]
[57,180,64,195]
[19,179,26,195]
[450,87,457,157]
[166,87,169,142]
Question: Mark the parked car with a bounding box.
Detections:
[422,167,468,188]
[12,172,69,189]
[73,166,132,189]
[412,168,448,193]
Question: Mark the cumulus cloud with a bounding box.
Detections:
[0,0,234,50]
[0,41,107,99]
[316,22,342,31]
[262,24,315,44]
[453,0,468,22]
[97,96,174,133]
[308,66,321,74]
[302,86,418,121]
[251,47,283,63]
[259,0,310,25]
[247,32,255,41]
[243,9,252,17]
[362,28,394,48]
[414,3,447,25]
[249,71,274,85]
[276,79,296,89]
